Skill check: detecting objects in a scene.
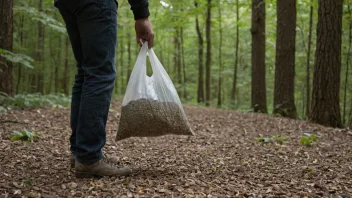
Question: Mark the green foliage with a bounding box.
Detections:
[0,106,7,115]
[256,134,288,144]
[8,0,352,126]
[11,129,39,143]
[14,6,66,34]
[23,178,35,186]
[300,133,317,146]
[1,93,70,109]
[0,48,34,69]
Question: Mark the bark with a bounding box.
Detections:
[181,26,187,99]
[251,0,267,113]
[120,35,124,95]
[231,0,240,105]
[49,34,61,95]
[217,1,223,108]
[205,0,212,106]
[273,0,297,118]
[0,0,14,96]
[126,34,131,83]
[63,37,69,95]
[305,2,314,119]
[309,0,343,128]
[195,0,204,103]
[16,13,24,94]
[343,4,351,125]
[36,0,45,94]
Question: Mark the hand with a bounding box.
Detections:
[135,18,154,49]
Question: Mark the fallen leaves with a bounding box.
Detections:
[0,102,352,197]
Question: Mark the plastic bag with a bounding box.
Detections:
[115,42,194,141]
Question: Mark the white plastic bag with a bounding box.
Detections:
[115,42,194,141]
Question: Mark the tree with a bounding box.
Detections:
[231,0,240,106]
[217,0,223,107]
[195,0,204,104]
[205,0,212,107]
[35,0,45,93]
[0,0,14,96]
[251,0,267,113]
[305,0,314,119]
[63,37,70,95]
[343,4,351,125]
[273,0,297,118]
[309,0,343,128]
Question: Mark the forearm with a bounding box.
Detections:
[127,0,150,20]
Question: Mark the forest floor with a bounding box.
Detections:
[1,101,352,198]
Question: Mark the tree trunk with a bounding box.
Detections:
[120,35,124,95]
[273,0,297,118]
[35,0,45,94]
[305,2,314,119]
[16,13,24,94]
[126,34,131,83]
[231,0,240,105]
[48,31,55,93]
[49,33,61,94]
[343,4,351,125]
[175,28,182,89]
[195,0,204,103]
[205,0,212,106]
[63,37,69,95]
[0,0,14,96]
[181,26,187,100]
[309,0,343,128]
[217,1,223,108]
[251,0,267,113]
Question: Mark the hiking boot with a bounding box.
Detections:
[70,153,75,168]
[75,158,132,178]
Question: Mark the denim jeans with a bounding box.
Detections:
[55,0,117,164]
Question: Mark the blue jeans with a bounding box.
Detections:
[55,0,117,164]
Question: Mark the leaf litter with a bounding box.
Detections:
[1,101,352,197]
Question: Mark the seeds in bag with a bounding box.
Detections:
[115,42,194,141]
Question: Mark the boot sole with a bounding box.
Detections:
[75,171,104,179]
[75,171,132,178]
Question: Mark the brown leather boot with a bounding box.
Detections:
[75,158,131,178]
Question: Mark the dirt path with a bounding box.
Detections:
[1,101,352,197]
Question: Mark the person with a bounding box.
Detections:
[54,0,154,178]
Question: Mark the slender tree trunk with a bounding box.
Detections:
[305,2,314,119]
[167,39,171,74]
[343,4,351,125]
[48,31,54,93]
[195,0,204,103]
[309,0,343,128]
[231,0,240,105]
[273,0,297,118]
[126,35,131,83]
[0,0,13,96]
[52,35,59,94]
[63,37,69,95]
[35,0,45,94]
[205,0,212,106]
[175,28,182,89]
[173,30,178,81]
[217,1,223,108]
[120,35,124,95]
[16,13,24,94]
[251,0,267,113]
[181,26,187,100]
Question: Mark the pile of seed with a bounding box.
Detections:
[116,98,194,141]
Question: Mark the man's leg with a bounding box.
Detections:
[75,0,117,164]
[54,1,84,157]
